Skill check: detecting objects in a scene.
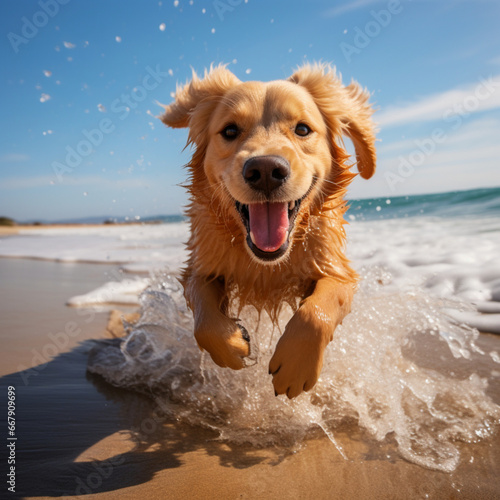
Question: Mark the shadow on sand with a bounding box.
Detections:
[3,336,500,499]
[0,340,280,498]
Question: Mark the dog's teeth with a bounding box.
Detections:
[250,231,256,244]
[289,201,295,210]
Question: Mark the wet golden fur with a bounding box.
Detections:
[162,63,376,399]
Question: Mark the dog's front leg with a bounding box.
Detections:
[184,274,250,370]
[269,278,354,399]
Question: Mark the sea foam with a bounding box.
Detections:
[87,267,500,473]
[3,215,500,332]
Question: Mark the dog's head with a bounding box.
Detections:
[162,63,376,264]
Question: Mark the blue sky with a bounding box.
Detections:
[1,0,499,222]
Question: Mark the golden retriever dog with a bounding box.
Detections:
[161,63,376,399]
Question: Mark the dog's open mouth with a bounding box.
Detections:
[235,195,306,262]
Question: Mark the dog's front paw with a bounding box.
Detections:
[195,318,250,370]
[269,314,327,399]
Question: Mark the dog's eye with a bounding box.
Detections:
[295,123,312,137]
[221,124,240,140]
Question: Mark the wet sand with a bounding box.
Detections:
[0,259,122,377]
[1,259,499,499]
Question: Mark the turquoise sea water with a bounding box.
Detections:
[347,186,500,221]
[1,186,499,475]
[141,186,500,224]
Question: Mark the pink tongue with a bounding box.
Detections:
[248,202,289,253]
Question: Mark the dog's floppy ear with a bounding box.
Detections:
[288,64,376,179]
[161,65,241,145]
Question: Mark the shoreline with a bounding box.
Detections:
[1,248,498,335]
[0,222,150,237]
[0,259,120,378]
[0,259,499,498]
[0,253,144,267]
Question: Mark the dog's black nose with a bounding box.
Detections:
[242,156,290,195]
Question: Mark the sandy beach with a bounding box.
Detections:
[2,0,500,496]
[0,223,148,237]
[0,225,106,236]
[0,252,499,499]
[1,214,500,499]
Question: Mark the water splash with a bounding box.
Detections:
[87,267,500,472]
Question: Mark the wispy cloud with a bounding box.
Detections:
[323,0,383,18]
[380,117,500,162]
[377,74,500,127]
[0,175,85,189]
[0,153,30,163]
[377,116,500,155]
[0,175,152,190]
[350,117,500,198]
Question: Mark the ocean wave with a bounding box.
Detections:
[348,186,500,221]
[87,269,500,472]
